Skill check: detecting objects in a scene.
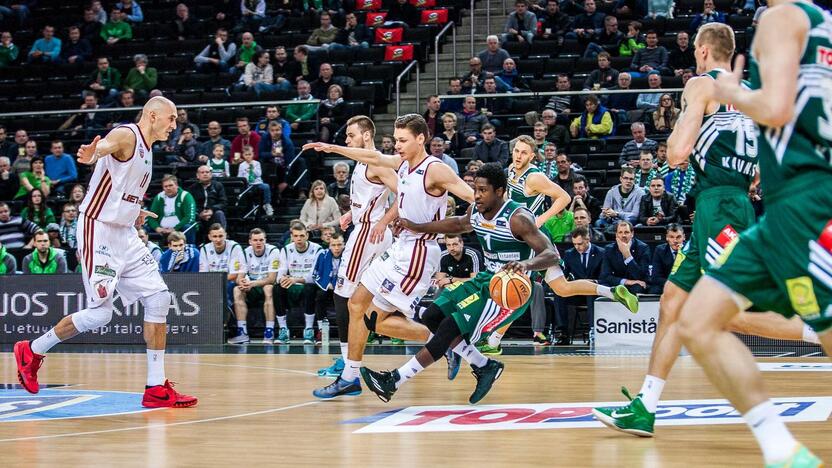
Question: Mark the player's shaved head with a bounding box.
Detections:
[144,95,175,113]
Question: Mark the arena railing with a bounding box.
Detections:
[0,99,322,118]
[436,88,684,101]
[435,21,458,95]
[395,60,421,116]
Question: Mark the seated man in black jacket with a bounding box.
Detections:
[637,176,679,226]
[556,226,607,344]
[187,165,228,244]
[600,220,651,294]
[648,223,684,294]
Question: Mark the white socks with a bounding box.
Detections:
[237,320,248,335]
[744,400,798,464]
[340,342,349,361]
[638,375,666,413]
[146,349,166,387]
[31,328,61,355]
[265,321,275,330]
[277,316,287,329]
[342,358,361,381]
[453,341,488,367]
[488,331,504,347]
[305,314,315,329]
[395,357,424,389]
[596,285,614,300]
[802,324,820,344]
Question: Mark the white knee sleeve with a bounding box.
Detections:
[141,291,172,324]
[71,298,114,333]
[544,265,564,282]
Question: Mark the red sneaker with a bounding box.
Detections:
[142,380,198,408]
[14,340,44,394]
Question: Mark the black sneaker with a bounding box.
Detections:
[360,367,400,403]
[469,359,504,404]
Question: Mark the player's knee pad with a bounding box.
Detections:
[363,310,378,332]
[71,300,114,333]
[141,290,172,324]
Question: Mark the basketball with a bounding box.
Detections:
[489,270,533,310]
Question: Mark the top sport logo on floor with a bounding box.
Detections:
[343,397,832,434]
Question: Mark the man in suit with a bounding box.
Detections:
[648,224,685,294]
[600,220,651,294]
[555,226,606,344]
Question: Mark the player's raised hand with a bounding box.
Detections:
[302,142,333,153]
[502,261,527,274]
[712,54,745,105]
[77,135,101,165]
[135,209,158,227]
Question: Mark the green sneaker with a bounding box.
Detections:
[765,444,823,468]
[391,338,405,345]
[613,285,639,313]
[469,359,504,404]
[477,342,503,356]
[592,387,655,437]
[366,332,379,344]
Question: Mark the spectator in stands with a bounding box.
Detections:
[0,156,18,200]
[233,32,262,76]
[570,175,603,222]
[235,50,274,96]
[583,16,624,58]
[310,63,336,100]
[238,145,273,215]
[423,95,441,138]
[619,122,657,167]
[0,126,12,160]
[199,121,231,162]
[681,67,695,86]
[629,30,667,78]
[569,206,605,243]
[440,78,464,114]
[85,57,121,103]
[461,57,484,93]
[570,95,613,139]
[664,159,695,204]
[116,0,143,23]
[690,0,726,32]
[542,207,575,243]
[614,0,646,18]
[539,109,569,149]
[289,45,316,84]
[333,11,371,50]
[538,0,571,42]
[301,179,340,231]
[502,0,537,44]
[187,165,228,240]
[636,71,663,111]
[22,230,67,274]
[236,0,266,33]
[20,188,55,229]
[276,222,321,343]
[653,93,680,133]
[457,96,489,145]
[230,117,261,163]
[307,12,339,52]
[159,231,200,273]
[598,167,643,230]
[583,52,619,90]
[208,144,230,177]
[638,176,678,226]
[111,90,138,124]
[27,25,61,64]
[545,74,583,114]
[552,152,576,196]
[138,227,162,263]
[648,223,684,293]
[91,0,107,23]
[285,80,317,131]
[0,31,18,67]
[12,139,35,174]
[100,7,132,46]
[429,136,459,175]
[386,0,420,28]
[195,28,237,73]
[568,0,605,41]
[0,201,37,248]
[619,20,644,57]
[123,54,157,100]
[472,124,508,165]
[604,72,638,123]
[600,220,650,293]
[44,140,77,195]
[380,134,395,155]
[648,0,674,17]
[256,105,291,138]
[0,1,30,28]
[327,161,350,199]
[436,234,480,288]
[0,239,16,273]
[16,156,50,199]
[440,112,464,159]
[668,31,694,77]
[58,203,77,251]
[533,123,551,160]
[59,26,92,68]
[655,141,669,177]
[312,231,344,329]
[557,226,605,344]
[146,174,198,244]
[165,108,200,152]
[172,3,200,40]
[479,77,511,126]
[478,35,510,74]
[634,150,657,187]
[171,127,198,164]
[260,121,306,198]
[80,8,102,45]
[68,184,85,205]
[495,58,529,92]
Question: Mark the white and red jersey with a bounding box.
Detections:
[349,161,389,224]
[396,154,448,241]
[79,123,152,227]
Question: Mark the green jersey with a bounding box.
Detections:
[507,165,546,216]
[748,2,832,197]
[689,69,758,193]
[471,200,533,273]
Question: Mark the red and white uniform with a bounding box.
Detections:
[361,155,448,315]
[335,161,392,298]
[77,124,166,307]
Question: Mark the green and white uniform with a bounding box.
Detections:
[668,69,758,292]
[707,2,832,332]
[508,165,546,217]
[241,243,281,303]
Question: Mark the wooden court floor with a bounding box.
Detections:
[0,349,830,467]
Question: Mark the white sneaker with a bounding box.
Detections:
[263,204,274,216]
[227,333,250,345]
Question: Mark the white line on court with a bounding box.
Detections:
[56,353,320,376]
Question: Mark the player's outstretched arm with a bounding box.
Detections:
[711,5,806,128]
[526,172,571,227]
[505,209,559,274]
[399,206,473,235]
[76,127,134,164]
[430,162,474,203]
[301,142,401,169]
[667,77,711,167]
[368,165,400,194]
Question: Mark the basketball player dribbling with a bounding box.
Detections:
[307,114,476,399]
[14,97,198,408]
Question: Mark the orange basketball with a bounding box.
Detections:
[489,270,533,310]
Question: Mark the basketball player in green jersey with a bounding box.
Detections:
[677,3,832,466]
[593,22,820,439]
[360,161,637,404]
[479,135,594,353]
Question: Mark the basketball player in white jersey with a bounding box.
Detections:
[317,115,399,377]
[14,97,198,408]
[308,114,475,399]
[198,223,246,332]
